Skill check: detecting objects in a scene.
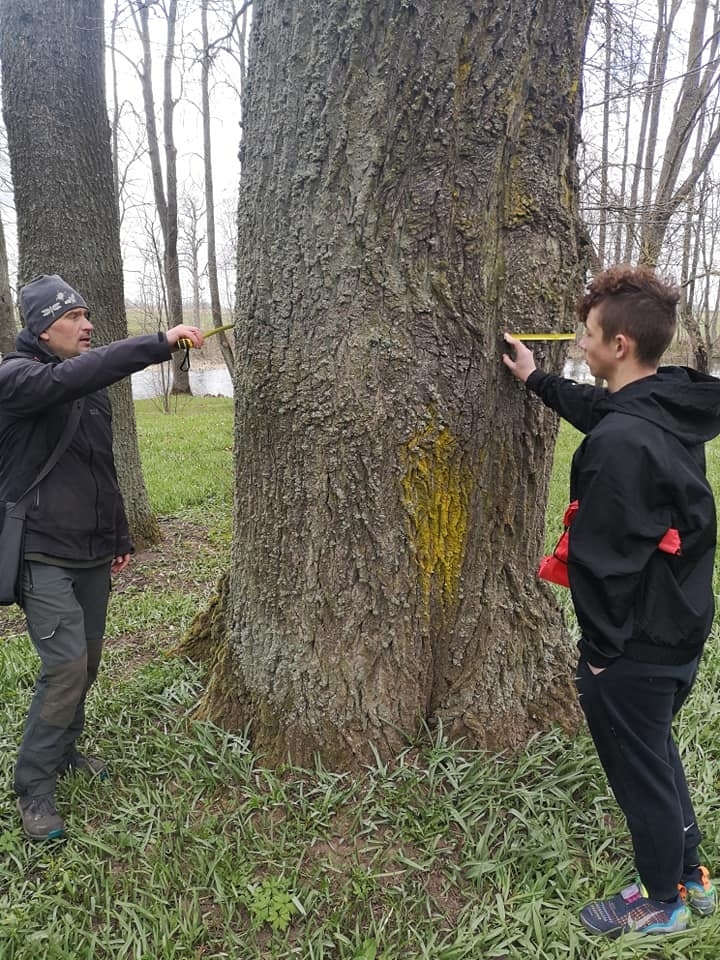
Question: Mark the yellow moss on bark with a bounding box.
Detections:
[400,415,472,618]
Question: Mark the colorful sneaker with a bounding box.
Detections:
[580,882,690,937]
[17,795,66,841]
[679,866,716,916]
[58,752,109,781]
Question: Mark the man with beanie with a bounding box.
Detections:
[0,274,203,840]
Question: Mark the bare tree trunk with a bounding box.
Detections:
[639,0,720,265]
[678,101,710,373]
[109,1,121,211]
[638,0,681,256]
[0,211,16,356]
[132,0,190,395]
[0,0,160,546]
[681,305,710,373]
[582,0,720,289]
[709,267,720,357]
[201,0,235,374]
[184,0,590,767]
[162,0,188,399]
[621,4,666,262]
[612,18,638,264]
[702,179,720,357]
[597,1,612,267]
[179,192,205,326]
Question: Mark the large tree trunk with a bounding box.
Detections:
[188,0,591,767]
[0,0,160,547]
[0,211,16,355]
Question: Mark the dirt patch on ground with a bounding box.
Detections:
[114,517,219,595]
[0,601,25,637]
[0,517,221,656]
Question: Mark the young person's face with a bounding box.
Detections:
[579,306,618,381]
[39,308,93,359]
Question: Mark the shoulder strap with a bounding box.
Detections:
[16,398,86,504]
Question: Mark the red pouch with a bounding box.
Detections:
[537,500,578,588]
[658,528,681,555]
[538,500,681,588]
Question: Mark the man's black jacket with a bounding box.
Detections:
[0,328,171,562]
[528,365,720,667]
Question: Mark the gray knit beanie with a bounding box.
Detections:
[19,274,89,336]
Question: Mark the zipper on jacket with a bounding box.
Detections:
[89,442,98,558]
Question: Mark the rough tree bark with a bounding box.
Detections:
[0,0,161,547]
[184,0,591,767]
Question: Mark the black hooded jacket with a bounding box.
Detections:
[527,365,720,667]
[0,327,172,563]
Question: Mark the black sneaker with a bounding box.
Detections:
[58,752,109,781]
[17,794,66,840]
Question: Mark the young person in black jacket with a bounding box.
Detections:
[503,265,720,937]
[0,274,203,840]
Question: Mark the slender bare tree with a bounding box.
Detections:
[198,0,242,373]
[639,0,720,266]
[129,0,191,394]
[583,0,720,272]
[179,190,205,326]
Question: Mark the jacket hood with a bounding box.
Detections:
[606,365,720,445]
[6,325,58,362]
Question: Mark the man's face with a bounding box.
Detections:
[39,307,93,359]
[579,306,617,381]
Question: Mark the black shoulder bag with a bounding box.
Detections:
[0,398,85,606]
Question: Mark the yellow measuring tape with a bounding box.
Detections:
[177,322,235,350]
[511,332,576,341]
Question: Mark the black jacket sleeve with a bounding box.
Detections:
[526,370,609,434]
[114,498,133,558]
[0,333,172,415]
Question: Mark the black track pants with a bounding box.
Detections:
[575,654,703,901]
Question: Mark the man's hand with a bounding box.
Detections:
[111,554,131,575]
[502,333,537,383]
[166,325,204,350]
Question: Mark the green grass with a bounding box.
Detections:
[134,397,234,517]
[2,410,720,958]
[545,422,582,547]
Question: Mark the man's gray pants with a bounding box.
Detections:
[14,560,111,799]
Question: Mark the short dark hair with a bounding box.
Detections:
[577,265,679,366]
